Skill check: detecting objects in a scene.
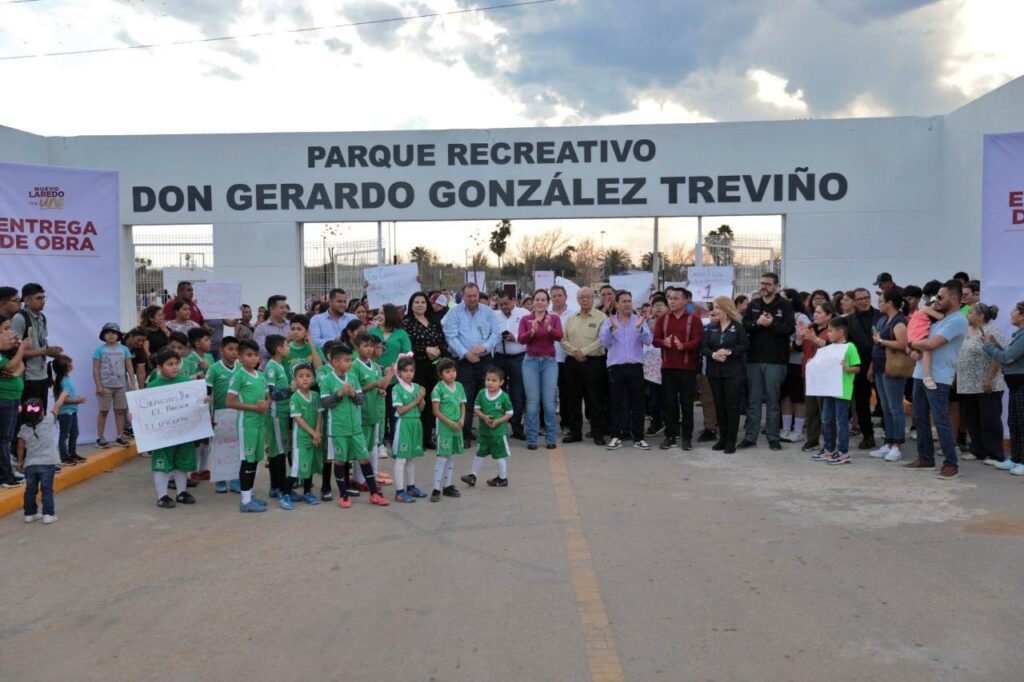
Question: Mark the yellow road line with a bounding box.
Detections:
[548,446,626,682]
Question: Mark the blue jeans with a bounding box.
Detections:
[913,379,957,467]
[58,412,80,460]
[744,363,787,444]
[522,354,558,445]
[876,375,906,445]
[822,397,851,453]
[0,398,18,484]
[24,464,56,516]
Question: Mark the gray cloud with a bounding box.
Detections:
[324,37,352,54]
[205,65,243,80]
[340,0,404,50]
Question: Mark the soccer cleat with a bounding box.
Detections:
[278,494,294,510]
[486,476,508,487]
[337,498,352,509]
[320,490,333,501]
[167,478,176,490]
[369,492,390,506]
[215,481,228,493]
[302,492,320,505]
[606,437,622,450]
[461,473,477,487]
[175,491,196,504]
[239,500,267,513]
[633,440,651,450]
[157,495,176,509]
[268,488,281,499]
[406,485,427,498]
[394,490,416,503]
[42,514,58,525]
[442,485,461,498]
[24,513,42,523]
[346,487,361,497]
[869,444,891,459]
[229,480,241,494]
[430,489,441,503]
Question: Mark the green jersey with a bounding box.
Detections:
[180,350,212,380]
[392,381,422,421]
[475,388,513,438]
[147,373,189,389]
[319,370,363,437]
[228,367,269,428]
[265,358,291,414]
[351,357,384,426]
[285,342,324,382]
[0,355,24,400]
[431,380,466,422]
[289,390,322,448]
[205,360,237,410]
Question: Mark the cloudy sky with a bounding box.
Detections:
[2,0,1022,263]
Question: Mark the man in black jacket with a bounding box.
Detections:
[847,287,882,448]
[738,273,795,450]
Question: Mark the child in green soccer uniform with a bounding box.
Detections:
[430,358,465,502]
[463,367,513,488]
[391,357,427,503]
[147,349,208,508]
[319,345,389,509]
[203,335,240,491]
[226,339,271,513]
[263,334,298,509]
[288,363,323,505]
[315,341,339,500]
[351,333,395,490]
[148,333,189,385]
[284,314,325,382]
[180,327,214,380]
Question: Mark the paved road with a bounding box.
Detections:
[2,434,1022,681]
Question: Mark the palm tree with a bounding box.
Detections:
[705,224,735,266]
[601,249,632,278]
[489,219,512,270]
[409,245,434,266]
[640,251,668,271]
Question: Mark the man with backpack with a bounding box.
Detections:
[9,283,63,410]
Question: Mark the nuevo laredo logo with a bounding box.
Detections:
[28,186,65,210]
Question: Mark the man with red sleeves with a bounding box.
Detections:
[654,287,704,451]
[162,281,205,326]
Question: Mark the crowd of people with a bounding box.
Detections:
[2,269,1022,522]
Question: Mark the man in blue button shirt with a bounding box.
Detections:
[905,280,969,480]
[310,288,357,349]
[442,282,499,445]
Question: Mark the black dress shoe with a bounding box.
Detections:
[546,443,557,449]
[659,437,677,450]
[712,440,726,451]
[442,485,461,497]
[563,433,583,443]
[696,430,717,443]
[681,438,692,451]
[175,491,196,504]
[768,441,782,451]
[858,437,876,450]
[737,440,756,449]
[724,444,736,454]
[801,441,820,452]
[527,444,538,450]
[593,436,607,446]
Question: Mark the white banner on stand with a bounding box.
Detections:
[211,408,241,482]
[610,273,654,307]
[364,263,420,309]
[533,270,555,292]
[465,270,487,293]
[0,162,120,441]
[194,282,242,319]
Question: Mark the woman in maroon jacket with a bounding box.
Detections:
[518,289,563,450]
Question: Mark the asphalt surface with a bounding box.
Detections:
[2,424,1022,682]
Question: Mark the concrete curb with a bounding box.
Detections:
[0,444,137,518]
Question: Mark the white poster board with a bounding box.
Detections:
[465,270,487,293]
[194,282,242,319]
[534,270,555,292]
[211,408,240,482]
[364,262,420,310]
[665,281,688,291]
[610,272,654,306]
[0,162,120,442]
[126,380,214,452]
[805,343,847,398]
[687,266,734,303]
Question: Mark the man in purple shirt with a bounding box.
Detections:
[252,294,290,365]
[599,290,653,450]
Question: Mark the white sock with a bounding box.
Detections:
[781,413,792,431]
[354,462,366,484]
[407,461,415,487]
[793,418,805,435]
[370,446,379,475]
[471,456,485,476]
[172,471,187,495]
[154,472,169,499]
[497,458,508,479]
[394,459,405,491]
[197,443,209,471]
[433,458,445,490]
[241,489,252,504]
[444,458,455,486]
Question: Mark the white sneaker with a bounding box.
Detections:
[789,430,804,443]
[24,513,42,523]
[1011,464,1024,476]
[633,440,651,450]
[884,447,902,462]
[983,458,999,466]
[779,429,792,442]
[995,459,1016,471]
[869,444,892,458]
[13,470,24,481]
[605,437,622,450]
[42,514,58,524]
[960,453,977,461]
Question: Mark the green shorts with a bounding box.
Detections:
[435,422,464,457]
[239,416,266,464]
[267,412,291,457]
[328,432,368,463]
[291,443,317,480]
[476,433,509,460]
[362,422,383,450]
[150,443,197,473]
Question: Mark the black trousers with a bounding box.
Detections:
[563,355,607,438]
[413,358,438,448]
[456,354,494,441]
[959,391,1005,461]
[709,372,744,447]
[662,369,697,439]
[852,362,874,438]
[608,363,644,441]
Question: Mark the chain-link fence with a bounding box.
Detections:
[132,225,214,312]
[303,237,386,307]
